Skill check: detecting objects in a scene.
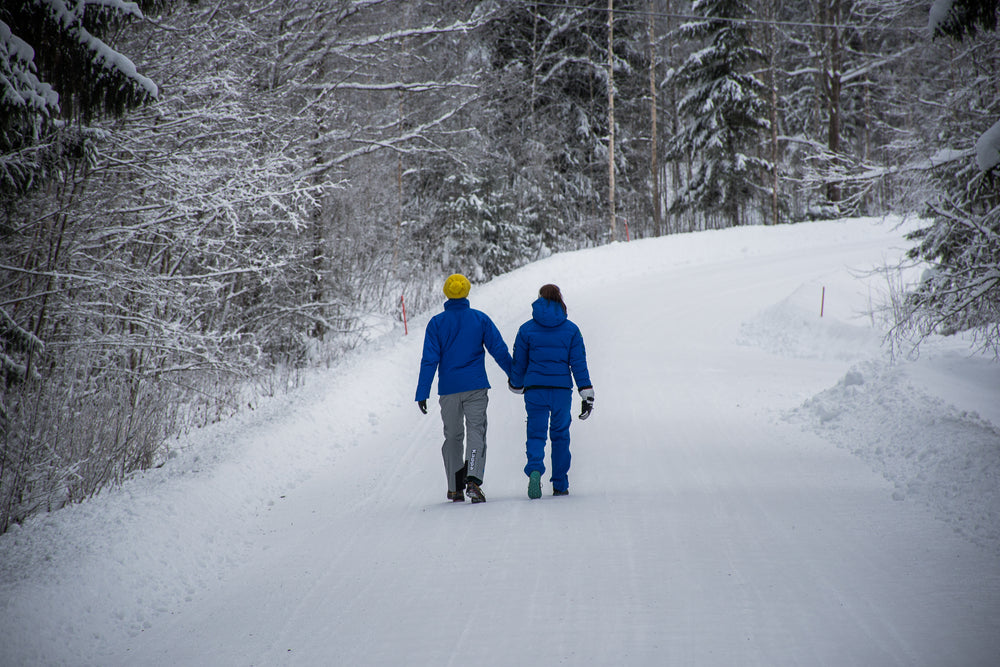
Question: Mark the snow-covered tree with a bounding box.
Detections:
[0,0,159,205]
[745,1,929,221]
[929,0,997,40]
[0,0,506,532]
[1,0,168,531]
[889,1,999,358]
[665,0,771,228]
[479,0,650,245]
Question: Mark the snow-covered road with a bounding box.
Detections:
[2,218,999,666]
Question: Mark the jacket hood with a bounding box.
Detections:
[532,297,567,328]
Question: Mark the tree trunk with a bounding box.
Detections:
[647,0,662,236]
[664,0,683,234]
[825,0,842,204]
[607,0,617,240]
[765,2,780,225]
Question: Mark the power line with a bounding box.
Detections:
[513,0,928,33]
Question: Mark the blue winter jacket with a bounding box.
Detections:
[510,298,591,391]
[415,298,513,401]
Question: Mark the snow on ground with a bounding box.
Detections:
[738,258,1000,555]
[1,217,999,666]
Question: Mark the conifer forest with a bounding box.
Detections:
[1,1,997,531]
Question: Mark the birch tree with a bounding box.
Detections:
[480,0,649,246]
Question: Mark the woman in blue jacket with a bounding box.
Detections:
[509,284,594,499]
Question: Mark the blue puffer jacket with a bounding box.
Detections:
[510,298,591,391]
[415,298,512,401]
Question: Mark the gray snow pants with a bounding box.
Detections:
[439,388,489,492]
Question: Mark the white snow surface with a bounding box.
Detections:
[975,118,1000,172]
[928,0,955,32]
[2,217,999,666]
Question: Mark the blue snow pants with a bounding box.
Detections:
[523,388,573,493]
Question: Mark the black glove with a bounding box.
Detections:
[578,387,594,420]
[418,400,428,414]
[508,380,524,395]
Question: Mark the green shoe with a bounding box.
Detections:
[527,471,542,499]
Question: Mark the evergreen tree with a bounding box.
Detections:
[892,1,1000,357]
[1,0,162,409]
[929,0,997,40]
[410,169,532,281]
[0,0,162,205]
[665,0,770,228]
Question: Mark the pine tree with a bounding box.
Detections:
[892,1,1000,357]
[929,0,997,40]
[665,0,771,228]
[0,0,160,205]
[1,0,161,406]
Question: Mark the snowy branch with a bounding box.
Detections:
[302,80,478,93]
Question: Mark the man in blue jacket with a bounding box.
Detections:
[416,274,513,503]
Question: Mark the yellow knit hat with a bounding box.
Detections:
[443,273,471,300]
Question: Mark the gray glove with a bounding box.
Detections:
[508,380,524,395]
[578,387,594,420]
[418,400,428,414]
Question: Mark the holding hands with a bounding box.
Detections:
[508,381,594,420]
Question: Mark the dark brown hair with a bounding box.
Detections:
[539,284,567,313]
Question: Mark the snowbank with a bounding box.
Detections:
[788,357,1000,554]
[734,247,1000,555]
